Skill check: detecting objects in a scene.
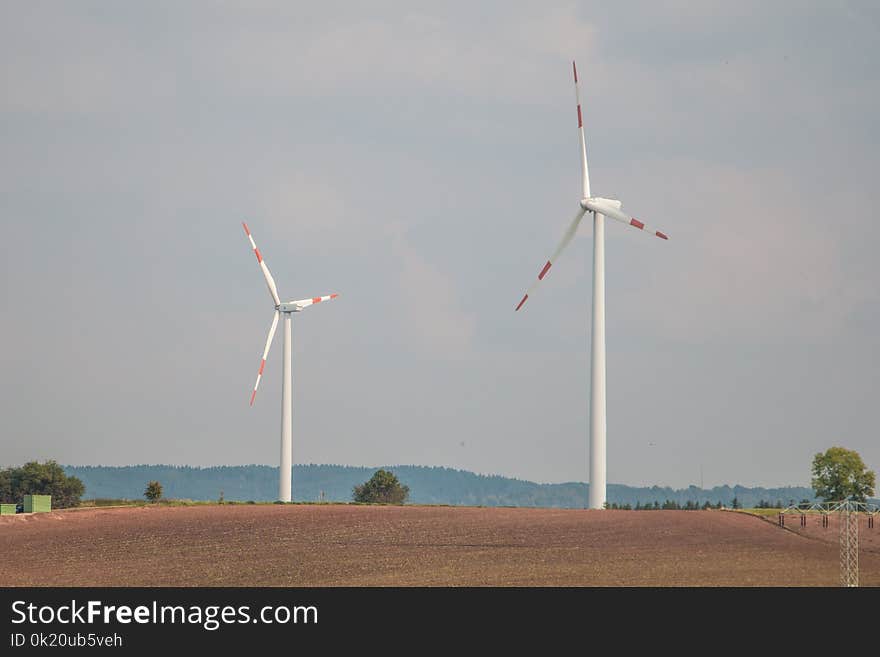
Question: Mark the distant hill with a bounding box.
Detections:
[63,464,819,509]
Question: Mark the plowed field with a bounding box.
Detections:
[2,506,877,586]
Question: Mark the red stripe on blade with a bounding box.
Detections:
[577,105,583,128]
[573,61,578,83]
[250,390,256,406]
[630,218,645,230]
[330,293,338,299]
[312,297,322,303]
[538,261,552,280]
[515,294,528,311]
[254,248,262,262]
[656,231,668,240]
[242,222,250,235]
[258,359,265,375]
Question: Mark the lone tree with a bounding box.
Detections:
[352,469,409,504]
[144,480,163,502]
[812,447,875,503]
[0,460,85,509]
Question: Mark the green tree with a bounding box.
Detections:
[812,447,875,502]
[352,469,409,504]
[0,460,84,508]
[0,469,11,502]
[144,480,163,502]
[731,497,740,509]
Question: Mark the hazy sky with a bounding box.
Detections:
[2,1,878,489]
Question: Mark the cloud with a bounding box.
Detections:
[1,2,599,115]
[389,232,476,354]
[2,2,879,487]
[613,159,876,343]
[191,4,597,101]
[261,154,475,356]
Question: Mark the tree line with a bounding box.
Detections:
[609,499,794,510]
[3,446,871,511]
[62,463,823,508]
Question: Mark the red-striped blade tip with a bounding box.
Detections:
[630,218,645,230]
[330,293,338,299]
[538,261,552,280]
[249,390,256,406]
[572,61,578,83]
[242,222,250,235]
[515,294,528,312]
[656,231,668,240]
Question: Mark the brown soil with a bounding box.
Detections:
[1,506,877,586]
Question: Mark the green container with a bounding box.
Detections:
[23,495,51,513]
[0,504,17,515]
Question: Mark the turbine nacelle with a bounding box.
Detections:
[580,197,622,213]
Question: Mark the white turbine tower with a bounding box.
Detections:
[242,222,338,502]
[515,61,669,510]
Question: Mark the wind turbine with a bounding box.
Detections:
[242,222,338,502]
[515,61,669,510]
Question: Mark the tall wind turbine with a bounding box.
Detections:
[515,61,669,510]
[242,222,338,502]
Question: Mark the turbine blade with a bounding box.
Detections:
[242,222,281,306]
[291,293,339,309]
[573,61,591,199]
[250,310,280,406]
[515,208,587,311]
[582,199,669,240]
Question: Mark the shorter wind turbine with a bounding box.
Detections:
[242,222,338,502]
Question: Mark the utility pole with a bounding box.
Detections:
[840,500,859,587]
